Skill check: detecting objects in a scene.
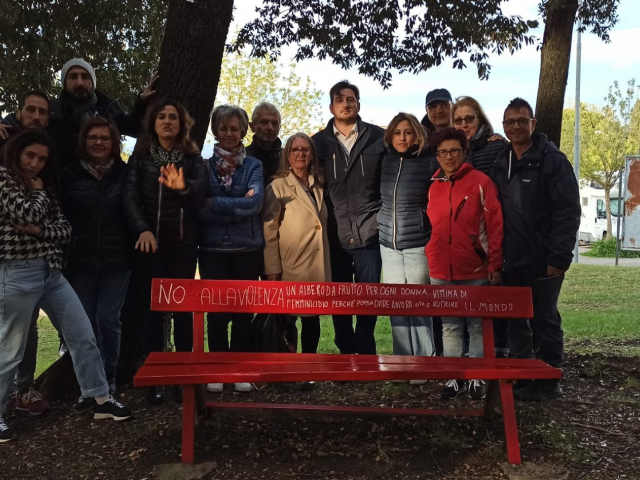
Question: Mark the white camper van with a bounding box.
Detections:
[578,181,622,243]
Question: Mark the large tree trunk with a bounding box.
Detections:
[155,0,234,148]
[117,1,235,384]
[535,0,579,147]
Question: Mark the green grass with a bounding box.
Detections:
[33,264,640,376]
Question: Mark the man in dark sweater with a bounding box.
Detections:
[312,81,385,355]
[491,98,581,401]
[245,102,282,186]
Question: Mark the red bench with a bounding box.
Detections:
[133,279,561,465]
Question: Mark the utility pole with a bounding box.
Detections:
[573,22,582,264]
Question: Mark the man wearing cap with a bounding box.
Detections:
[421,88,453,134]
[48,58,158,165]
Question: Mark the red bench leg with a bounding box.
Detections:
[499,381,522,464]
[182,385,196,464]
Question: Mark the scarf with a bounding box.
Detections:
[67,93,99,124]
[213,144,246,191]
[150,143,184,167]
[81,158,114,181]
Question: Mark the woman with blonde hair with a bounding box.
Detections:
[378,113,437,369]
[262,132,330,387]
[453,96,508,175]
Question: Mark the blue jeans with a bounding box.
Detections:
[380,245,434,356]
[430,277,488,359]
[0,257,109,414]
[68,269,131,394]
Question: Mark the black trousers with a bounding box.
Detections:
[198,249,262,352]
[135,244,197,354]
[503,271,565,368]
[330,243,382,355]
[293,316,321,353]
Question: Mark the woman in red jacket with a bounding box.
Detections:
[426,127,503,401]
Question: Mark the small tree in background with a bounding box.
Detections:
[562,79,639,237]
[213,50,324,145]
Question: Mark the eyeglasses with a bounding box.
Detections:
[87,135,112,144]
[290,147,311,156]
[435,148,464,159]
[453,115,477,126]
[502,118,533,128]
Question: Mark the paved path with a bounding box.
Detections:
[576,246,640,266]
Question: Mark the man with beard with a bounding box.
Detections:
[245,102,282,186]
[0,90,50,147]
[0,90,52,415]
[312,80,385,355]
[48,58,158,165]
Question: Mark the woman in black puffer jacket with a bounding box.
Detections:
[61,117,131,396]
[122,99,207,405]
[377,113,437,367]
[453,96,508,175]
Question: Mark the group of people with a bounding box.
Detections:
[0,58,581,444]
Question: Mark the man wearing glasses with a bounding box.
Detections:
[490,98,581,401]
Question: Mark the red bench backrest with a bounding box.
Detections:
[151,279,532,318]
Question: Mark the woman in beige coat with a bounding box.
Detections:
[263,132,330,367]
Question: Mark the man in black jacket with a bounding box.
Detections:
[48,58,157,166]
[0,90,50,148]
[246,102,282,186]
[491,98,581,401]
[312,80,385,354]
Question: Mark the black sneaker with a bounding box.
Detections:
[93,397,132,421]
[515,380,562,402]
[0,416,16,443]
[75,396,96,412]
[468,379,487,400]
[441,379,468,400]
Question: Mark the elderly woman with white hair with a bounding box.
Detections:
[198,104,264,394]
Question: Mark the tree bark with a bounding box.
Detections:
[605,187,612,238]
[155,0,234,148]
[535,0,579,147]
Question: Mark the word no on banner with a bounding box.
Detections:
[152,279,533,319]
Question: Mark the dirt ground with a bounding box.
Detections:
[1,340,639,480]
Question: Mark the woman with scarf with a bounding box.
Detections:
[198,105,264,394]
[378,113,437,373]
[61,116,130,400]
[123,99,207,405]
[1,130,131,443]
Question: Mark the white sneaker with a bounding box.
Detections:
[206,383,223,393]
[409,379,429,385]
[234,382,252,392]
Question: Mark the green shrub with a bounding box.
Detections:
[582,238,640,258]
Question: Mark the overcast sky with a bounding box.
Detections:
[230,0,640,136]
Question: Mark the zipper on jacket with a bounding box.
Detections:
[454,196,468,220]
[360,155,364,177]
[333,153,337,179]
[392,158,404,250]
[179,207,184,241]
[448,180,454,280]
[156,182,163,248]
